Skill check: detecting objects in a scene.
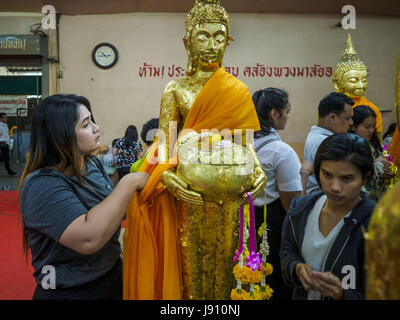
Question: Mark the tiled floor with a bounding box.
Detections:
[0,159,25,191]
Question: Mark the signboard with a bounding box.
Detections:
[0,95,28,116]
[0,35,43,55]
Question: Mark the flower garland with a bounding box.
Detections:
[383,142,399,188]
[231,192,273,300]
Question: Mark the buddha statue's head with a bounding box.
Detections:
[184,0,233,75]
[333,34,368,98]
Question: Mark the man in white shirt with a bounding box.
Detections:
[301,92,354,195]
[0,113,17,176]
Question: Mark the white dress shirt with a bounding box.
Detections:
[0,122,10,145]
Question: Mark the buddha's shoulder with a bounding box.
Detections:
[162,77,192,96]
[163,77,189,89]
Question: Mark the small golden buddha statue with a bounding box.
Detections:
[365,50,400,300]
[159,0,266,299]
[333,34,383,140]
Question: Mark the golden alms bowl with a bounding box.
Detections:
[177,138,254,203]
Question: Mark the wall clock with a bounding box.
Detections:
[92,43,118,69]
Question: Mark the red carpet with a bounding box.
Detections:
[0,191,36,300]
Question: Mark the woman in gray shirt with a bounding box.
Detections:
[19,94,148,300]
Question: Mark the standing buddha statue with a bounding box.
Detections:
[389,50,400,168]
[333,34,383,141]
[365,49,400,300]
[122,0,266,300]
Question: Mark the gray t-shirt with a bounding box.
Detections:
[20,156,120,289]
[303,126,334,194]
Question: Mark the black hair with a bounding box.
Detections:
[314,133,374,187]
[64,94,95,124]
[0,112,7,118]
[141,118,159,147]
[124,125,139,146]
[112,138,119,148]
[20,94,89,261]
[318,92,354,118]
[383,123,397,140]
[351,105,382,152]
[252,87,289,137]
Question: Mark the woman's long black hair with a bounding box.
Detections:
[252,87,289,138]
[19,94,88,260]
[124,125,139,147]
[383,123,397,141]
[351,105,382,152]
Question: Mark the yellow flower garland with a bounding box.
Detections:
[231,251,274,300]
[231,191,273,300]
[260,262,273,276]
[230,285,274,300]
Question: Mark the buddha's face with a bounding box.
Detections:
[190,23,228,70]
[340,69,368,97]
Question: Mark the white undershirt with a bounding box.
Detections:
[254,130,302,206]
[301,195,351,300]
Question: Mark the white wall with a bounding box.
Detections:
[57,13,400,157]
[0,14,43,35]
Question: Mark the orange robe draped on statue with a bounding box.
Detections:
[122,67,260,300]
[351,96,382,135]
[390,128,400,167]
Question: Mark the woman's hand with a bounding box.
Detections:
[162,170,203,205]
[120,171,149,190]
[375,156,392,170]
[295,263,314,291]
[132,172,149,190]
[310,271,344,300]
[375,157,395,179]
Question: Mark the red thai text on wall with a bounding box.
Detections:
[138,62,333,79]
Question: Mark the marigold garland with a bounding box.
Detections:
[261,262,273,276]
[230,285,273,300]
[231,192,273,300]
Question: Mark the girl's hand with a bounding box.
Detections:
[310,271,344,300]
[295,263,314,291]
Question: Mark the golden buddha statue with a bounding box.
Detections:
[161,0,265,300]
[365,50,400,300]
[122,0,265,300]
[333,34,383,140]
[389,50,400,168]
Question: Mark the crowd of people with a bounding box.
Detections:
[15,88,397,300]
[253,89,396,300]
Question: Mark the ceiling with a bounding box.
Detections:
[1,0,400,16]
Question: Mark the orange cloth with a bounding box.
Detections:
[122,67,260,300]
[389,127,400,167]
[351,96,382,134]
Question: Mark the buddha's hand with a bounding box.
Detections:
[162,170,204,205]
[241,166,266,204]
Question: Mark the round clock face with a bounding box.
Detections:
[92,43,118,69]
